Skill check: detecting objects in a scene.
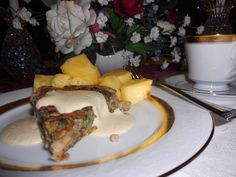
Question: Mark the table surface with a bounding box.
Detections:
[171,117,236,177]
[0,67,236,177]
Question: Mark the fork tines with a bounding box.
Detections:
[126,66,143,80]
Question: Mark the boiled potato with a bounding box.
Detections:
[101,69,132,84]
[51,74,71,88]
[33,74,54,92]
[99,75,121,98]
[70,76,91,86]
[120,78,153,104]
[60,54,101,84]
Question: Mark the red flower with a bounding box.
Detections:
[114,0,144,17]
[91,22,100,33]
[167,10,179,24]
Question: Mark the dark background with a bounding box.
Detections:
[0,0,236,90]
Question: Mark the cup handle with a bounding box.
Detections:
[230,41,236,61]
[227,42,236,81]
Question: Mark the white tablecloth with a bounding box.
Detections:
[0,88,236,177]
[171,119,236,177]
[169,91,236,177]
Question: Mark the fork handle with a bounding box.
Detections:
[156,82,229,117]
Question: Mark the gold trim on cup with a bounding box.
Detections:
[184,34,236,43]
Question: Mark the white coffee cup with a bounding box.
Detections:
[185,34,236,91]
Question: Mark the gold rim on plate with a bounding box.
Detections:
[0,95,174,171]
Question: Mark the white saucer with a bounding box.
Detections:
[164,74,236,106]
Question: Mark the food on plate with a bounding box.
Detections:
[31,85,133,161]
[51,74,71,88]
[70,76,91,86]
[99,75,122,98]
[98,69,152,104]
[51,74,90,88]
[30,54,151,161]
[33,74,54,92]
[1,52,153,161]
[100,69,132,84]
[60,54,101,84]
[33,53,152,105]
[120,78,153,105]
[110,134,120,142]
[0,117,42,146]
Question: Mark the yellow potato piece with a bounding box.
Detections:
[33,74,54,92]
[99,75,121,98]
[60,54,101,84]
[70,76,91,85]
[51,74,71,88]
[101,69,132,84]
[120,78,153,105]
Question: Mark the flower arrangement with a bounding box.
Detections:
[45,0,205,69]
[3,0,205,69]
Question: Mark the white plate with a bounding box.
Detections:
[164,74,236,106]
[0,87,213,177]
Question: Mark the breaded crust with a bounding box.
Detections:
[31,85,131,161]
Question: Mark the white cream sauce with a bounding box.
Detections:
[36,90,134,136]
[0,117,42,146]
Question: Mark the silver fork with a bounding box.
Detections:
[128,67,236,121]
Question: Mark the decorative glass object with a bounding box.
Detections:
[1,27,41,82]
[199,0,233,34]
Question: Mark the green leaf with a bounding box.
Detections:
[109,10,124,31]
[112,41,124,52]
[127,25,141,37]
[125,43,146,56]
[63,52,75,60]
[41,0,58,7]
[117,22,126,34]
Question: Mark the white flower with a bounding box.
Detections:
[152,5,159,11]
[183,14,191,27]
[130,55,141,67]
[171,47,181,63]
[130,32,141,43]
[150,27,159,40]
[95,31,108,43]
[134,14,142,19]
[29,17,39,26]
[122,50,134,59]
[170,36,177,47]
[97,12,108,29]
[123,50,141,67]
[161,60,169,70]
[18,7,31,22]
[196,25,204,35]
[46,0,96,54]
[12,17,22,29]
[98,0,111,6]
[144,0,155,4]
[152,55,160,61]
[156,21,175,33]
[74,28,93,54]
[12,7,39,29]
[125,18,134,26]
[178,27,186,36]
[144,35,152,43]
